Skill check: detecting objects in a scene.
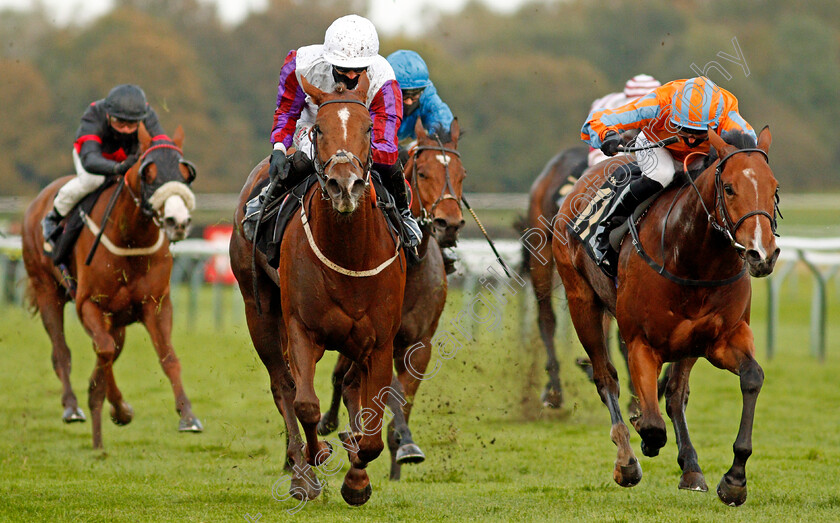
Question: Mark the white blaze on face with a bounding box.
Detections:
[164,195,190,225]
[742,168,766,258]
[436,154,451,166]
[338,107,350,142]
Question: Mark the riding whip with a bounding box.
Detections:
[460,194,513,278]
[616,135,678,153]
[84,176,126,265]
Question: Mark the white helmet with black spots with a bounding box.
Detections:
[322,15,379,69]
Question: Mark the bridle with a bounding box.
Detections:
[309,98,373,198]
[407,135,463,226]
[126,140,197,221]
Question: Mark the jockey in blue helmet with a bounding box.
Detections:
[387,50,454,145]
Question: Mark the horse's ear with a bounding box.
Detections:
[756,125,771,155]
[172,125,184,148]
[415,118,427,141]
[139,122,152,151]
[355,70,370,102]
[449,117,460,147]
[300,75,326,106]
[708,128,734,158]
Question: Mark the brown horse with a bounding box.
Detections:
[229,73,406,506]
[316,118,466,480]
[552,128,778,506]
[22,125,202,449]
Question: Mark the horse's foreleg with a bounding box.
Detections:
[142,296,202,432]
[565,282,641,487]
[626,340,667,458]
[387,340,429,480]
[286,319,328,471]
[317,355,351,436]
[104,327,133,426]
[34,284,82,422]
[79,301,116,449]
[531,257,562,408]
[710,325,763,507]
[664,357,707,492]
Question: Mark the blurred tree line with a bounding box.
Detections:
[1,0,837,196]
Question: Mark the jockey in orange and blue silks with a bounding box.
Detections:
[386,50,454,146]
[580,76,756,278]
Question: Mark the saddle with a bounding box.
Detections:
[48,177,118,267]
[247,172,407,269]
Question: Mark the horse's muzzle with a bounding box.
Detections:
[746,246,780,278]
[326,173,366,214]
[161,195,193,242]
[433,215,465,248]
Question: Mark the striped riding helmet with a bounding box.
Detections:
[624,74,661,98]
[670,76,724,130]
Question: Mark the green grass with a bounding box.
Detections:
[1,278,839,522]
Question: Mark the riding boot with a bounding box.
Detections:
[378,163,422,248]
[441,247,459,275]
[591,175,663,277]
[242,152,313,242]
[41,207,64,246]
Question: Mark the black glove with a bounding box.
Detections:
[600,131,622,157]
[268,149,288,181]
[112,153,139,175]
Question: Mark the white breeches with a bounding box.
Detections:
[53,149,109,216]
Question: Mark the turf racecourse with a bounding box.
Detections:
[1,280,838,522]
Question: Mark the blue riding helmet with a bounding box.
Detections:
[387,50,432,91]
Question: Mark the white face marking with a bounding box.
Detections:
[338,107,350,142]
[163,195,190,224]
[435,154,451,166]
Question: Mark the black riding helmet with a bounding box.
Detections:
[104,84,149,121]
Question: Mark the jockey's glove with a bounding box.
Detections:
[112,153,139,175]
[269,148,288,181]
[600,131,621,157]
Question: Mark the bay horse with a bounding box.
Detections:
[22,124,202,449]
[229,73,406,506]
[552,128,779,506]
[316,118,466,480]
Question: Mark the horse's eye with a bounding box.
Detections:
[724,184,735,196]
[418,171,427,179]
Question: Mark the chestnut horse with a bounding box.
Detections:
[22,125,202,449]
[229,74,406,506]
[316,118,466,480]
[552,128,778,506]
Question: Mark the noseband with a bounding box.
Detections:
[310,98,373,198]
[127,140,197,222]
[408,135,463,226]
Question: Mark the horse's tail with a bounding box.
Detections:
[512,214,532,279]
[23,274,39,316]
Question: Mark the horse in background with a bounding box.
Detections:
[230,73,406,506]
[22,124,202,449]
[552,128,778,506]
[317,118,466,480]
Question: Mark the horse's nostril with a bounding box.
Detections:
[326,178,340,194]
[457,219,466,230]
[433,218,448,230]
[746,249,762,263]
[351,178,366,195]
[165,217,176,227]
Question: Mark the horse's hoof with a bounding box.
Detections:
[613,457,642,488]
[395,443,425,464]
[109,402,134,426]
[540,387,563,409]
[62,406,86,423]
[717,476,747,506]
[317,414,338,436]
[290,475,321,501]
[341,481,372,506]
[639,426,667,458]
[179,416,204,432]
[679,471,708,492]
